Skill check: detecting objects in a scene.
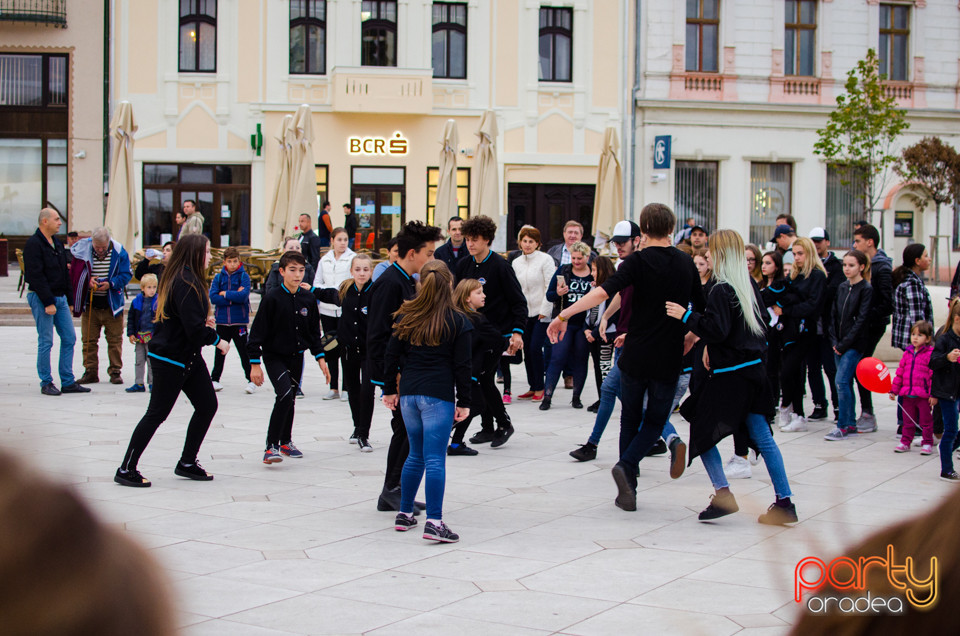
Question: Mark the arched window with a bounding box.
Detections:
[290,0,327,74]
[361,1,397,67]
[179,0,217,73]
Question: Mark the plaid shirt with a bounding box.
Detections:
[892,270,933,350]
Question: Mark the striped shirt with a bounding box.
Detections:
[91,247,111,299]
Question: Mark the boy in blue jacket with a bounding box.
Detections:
[209,247,254,393]
[125,273,158,393]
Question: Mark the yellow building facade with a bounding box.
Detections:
[114,0,633,251]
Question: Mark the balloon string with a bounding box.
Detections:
[896,401,924,432]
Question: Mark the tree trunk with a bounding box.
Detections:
[935,201,942,284]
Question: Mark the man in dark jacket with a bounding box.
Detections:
[368,221,443,512]
[297,213,322,270]
[808,227,842,420]
[433,216,468,271]
[23,208,90,396]
[343,204,359,250]
[317,201,334,247]
[853,223,894,432]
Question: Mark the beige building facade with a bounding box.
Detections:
[0,0,106,250]
[113,0,634,252]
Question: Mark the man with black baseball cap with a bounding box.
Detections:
[689,225,708,249]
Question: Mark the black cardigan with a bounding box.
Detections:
[455,251,527,337]
[683,281,767,374]
[147,269,220,367]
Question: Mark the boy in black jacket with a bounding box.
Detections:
[454,215,527,447]
[248,251,331,464]
[368,221,443,512]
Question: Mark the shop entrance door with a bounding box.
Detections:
[351,167,406,252]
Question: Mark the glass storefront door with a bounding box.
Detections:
[351,167,405,252]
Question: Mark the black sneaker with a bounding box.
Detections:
[569,443,598,462]
[423,520,459,543]
[668,437,687,479]
[295,388,305,399]
[377,486,423,515]
[571,397,584,409]
[646,438,667,456]
[174,461,214,481]
[538,397,552,411]
[469,429,496,445]
[587,400,600,413]
[758,500,799,525]
[114,467,151,488]
[808,405,828,421]
[394,512,418,531]
[941,471,960,483]
[447,443,479,456]
[611,463,637,511]
[40,383,61,396]
[61,383,91,394]
[698,490,739,521]
[490,424,515,448]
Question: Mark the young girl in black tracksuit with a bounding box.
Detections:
[338,254,375,452]
[248,251,331,464]
[115,235,228,487]
[449,279,502,456]
[775,238,826,431]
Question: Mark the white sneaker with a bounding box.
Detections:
[781,413,808,432]
[212,381,224,392]
[778,407,794,429]
[245,381,257,394]
[748,449,760,465]
[323,390,340,400]
[340,391,349,402]
[723,455,752,479]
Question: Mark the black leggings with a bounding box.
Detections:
[263,353,304,448]
[320,314,343,390]
[120,355,218,471]
[781,339,809,417]
[452,383,485,444]
[342,346,374,438]
[211,325,251,382]
[385,408,408,491]
[500,360,512,394]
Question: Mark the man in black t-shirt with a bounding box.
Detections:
[548,203,705,512]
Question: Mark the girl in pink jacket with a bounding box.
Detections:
[889,321,936,454]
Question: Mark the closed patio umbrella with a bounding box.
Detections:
[268,114,293,245]
[592,126,623,252]
[286,104,317,240]
[104,101,139,251]
[472,110,500,219]
[435,119,460,225]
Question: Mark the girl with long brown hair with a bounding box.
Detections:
[382,261,473,542]
[115,234,230,487]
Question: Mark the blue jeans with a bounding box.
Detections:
[835,349,862,430]
[544,322,589,399]
[700,413,793,498]
[940,398,958,475]
[617,370,678,483]
[27,293,76,387]
[400,395,455,520]
[522,317,547,392]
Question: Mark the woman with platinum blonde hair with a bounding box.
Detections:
[666,229,798,526]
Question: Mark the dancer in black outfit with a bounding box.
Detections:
[368,221,444,512]
[454,216,526,448]
[248,250,331,463]
[338,253,376,451]
[115,235,229,487]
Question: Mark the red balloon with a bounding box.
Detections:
[856,357,893,394]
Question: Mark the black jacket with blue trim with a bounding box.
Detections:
[367,263,417,385]
[146,268,220,367]
[682,280,768,374]
[338,280,372,350]
[455,250,527,337]
[247,284,325,362]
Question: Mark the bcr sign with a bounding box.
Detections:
[348,132,409,156]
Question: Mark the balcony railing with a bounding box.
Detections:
[883,81,914,101]
[783,77,820,96]
[684,74,723,93]
[0,0,66,26]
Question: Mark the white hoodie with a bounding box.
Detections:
[313,247,356,316]
[512,250,556,319]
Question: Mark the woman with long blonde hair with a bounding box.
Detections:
[666,229,797,525]
[774,236,827,432]
[382,260,473,542]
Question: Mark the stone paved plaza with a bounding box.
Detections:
[1,297,954,635]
